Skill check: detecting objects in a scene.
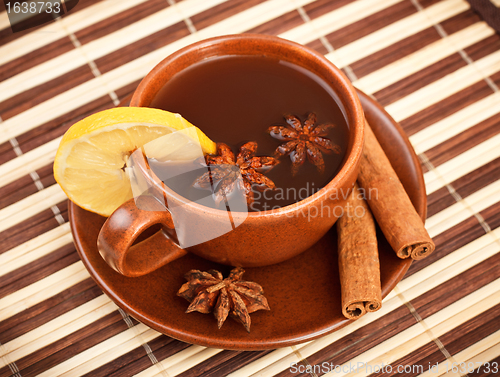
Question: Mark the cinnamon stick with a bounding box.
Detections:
[337,183,382,320]
[357,120,435,260]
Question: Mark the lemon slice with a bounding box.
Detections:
[54,107,216,217]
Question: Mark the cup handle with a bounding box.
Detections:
[97,196,187,277]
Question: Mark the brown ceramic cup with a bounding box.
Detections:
[97,34,364,277]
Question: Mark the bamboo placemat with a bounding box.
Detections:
[1,0,500,376]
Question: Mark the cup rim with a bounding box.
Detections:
[130,34,364,219]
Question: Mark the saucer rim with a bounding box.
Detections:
[70,89,423,350]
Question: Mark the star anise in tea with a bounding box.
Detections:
[177,267,270,332]
[193,142,278,206]
[267,113,341,175]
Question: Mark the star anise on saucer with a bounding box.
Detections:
[177,267,270,332]
[193,142,279,205]
[267,113,341,175]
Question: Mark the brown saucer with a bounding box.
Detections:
[69,90,426,350]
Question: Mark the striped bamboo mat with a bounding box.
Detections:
[1,0,500,376]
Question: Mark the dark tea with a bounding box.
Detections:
[149,55,349,211]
